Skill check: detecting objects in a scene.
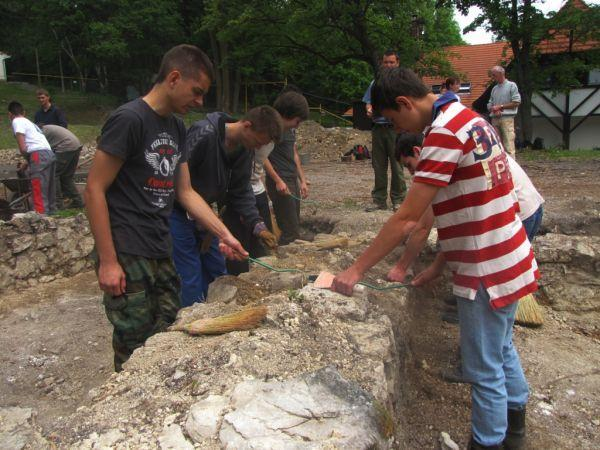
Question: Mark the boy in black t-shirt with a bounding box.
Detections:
[84,45,247,371]
[264,91,310,245]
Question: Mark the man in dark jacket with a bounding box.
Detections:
[170,106,282,306]
[34,89,68,128]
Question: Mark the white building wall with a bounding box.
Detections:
[0,55,8,81]
[531,87,600,150]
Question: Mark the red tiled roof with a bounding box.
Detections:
[422,42,512,107]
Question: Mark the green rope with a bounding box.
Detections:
[357,281,411,290]
[248,256,303,273]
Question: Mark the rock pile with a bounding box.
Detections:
[0,212,94,295]
[47,258,408,449]
[296,121,371,162]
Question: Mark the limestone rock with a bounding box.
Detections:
[264,271,306,292]
[158,424,193,450]
[36,232,56,249]
[15,254,37,278]
[0,407,48,450]
[207,275,239,304]
[186,395,230,442]
[11,234,34,254]
[219,366,387,449]
[301,285,368,322]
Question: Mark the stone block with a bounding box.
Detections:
[219,366,386,449]
[158,424,193,450]
[186,395,230,442]
[207,276,238,304]
[36,232,56,249]
[11,235,34,254]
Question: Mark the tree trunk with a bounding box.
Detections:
[233,67,241,113]
[209,31,222,110]
[58,49,65,93]
[219,39,231,112]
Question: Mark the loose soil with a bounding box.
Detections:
[0,155,599,448]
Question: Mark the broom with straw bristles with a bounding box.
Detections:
[515,294,544,327]
[169,305,268,335]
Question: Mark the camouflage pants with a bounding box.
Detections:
[98,253,181,372]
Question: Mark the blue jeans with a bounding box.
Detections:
[169,208,226,307]
[522,205,543,242]
[457,285,529,446]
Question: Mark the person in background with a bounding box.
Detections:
[362,50,406,212]
[8,101,56,215]
[42,124,84,208]
[264,90,310,245]
[488,66,521,158]
[34,89,68,128]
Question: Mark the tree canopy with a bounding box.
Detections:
[0,0,464,111]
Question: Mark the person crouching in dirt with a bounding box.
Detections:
[264,89,311,245]
[170,106,282,306]
[387,132,544,285]
[85,45,247,372]
[331,67,539,450]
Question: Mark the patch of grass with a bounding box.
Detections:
[342,197,359,209]
[519,148,600,160]
[374,400,395,439]
[52,208,85,218]
[287,289,305,302]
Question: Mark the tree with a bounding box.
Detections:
[455,0,600,146]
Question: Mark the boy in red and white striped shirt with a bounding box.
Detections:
[332,68,537,450]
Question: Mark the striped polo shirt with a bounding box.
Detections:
[414,101,539,309]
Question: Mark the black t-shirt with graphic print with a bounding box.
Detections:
[98,98,187,259]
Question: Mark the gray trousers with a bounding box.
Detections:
[371,124,406,206]
[29,149,56,215]
[55,149,83,208]
[266,175,300,245]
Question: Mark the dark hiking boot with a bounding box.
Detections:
[440,366,467,384]
[365,202,387,212]
[443,296,458,306]
[441,310,459,324]
[468,436,503,449]
[504,407,527,449]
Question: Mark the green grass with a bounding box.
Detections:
[519,148,600,160]
[0,81,118,150]
[52,208,85,218]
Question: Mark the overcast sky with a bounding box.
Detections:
[455,0,600,45]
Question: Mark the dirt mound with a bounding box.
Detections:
[296,120,371,162]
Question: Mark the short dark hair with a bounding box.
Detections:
[371,67,430,112]
[382,50,399,61]
[8,101,24,116]
[243,105,284,142]
[273,91,309,121]
[445,77,459,90]
[155,44,214,83]
[395,132,423,161]
[36,88,50,98]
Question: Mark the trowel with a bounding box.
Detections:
[311,271,366,294]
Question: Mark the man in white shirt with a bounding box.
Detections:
[488,66,521,158]
[8,101,56,215]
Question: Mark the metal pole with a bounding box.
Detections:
[244,83,248,113]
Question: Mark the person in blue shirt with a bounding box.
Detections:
[363,50,406,212]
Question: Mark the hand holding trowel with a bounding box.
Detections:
[312,271,366,295]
